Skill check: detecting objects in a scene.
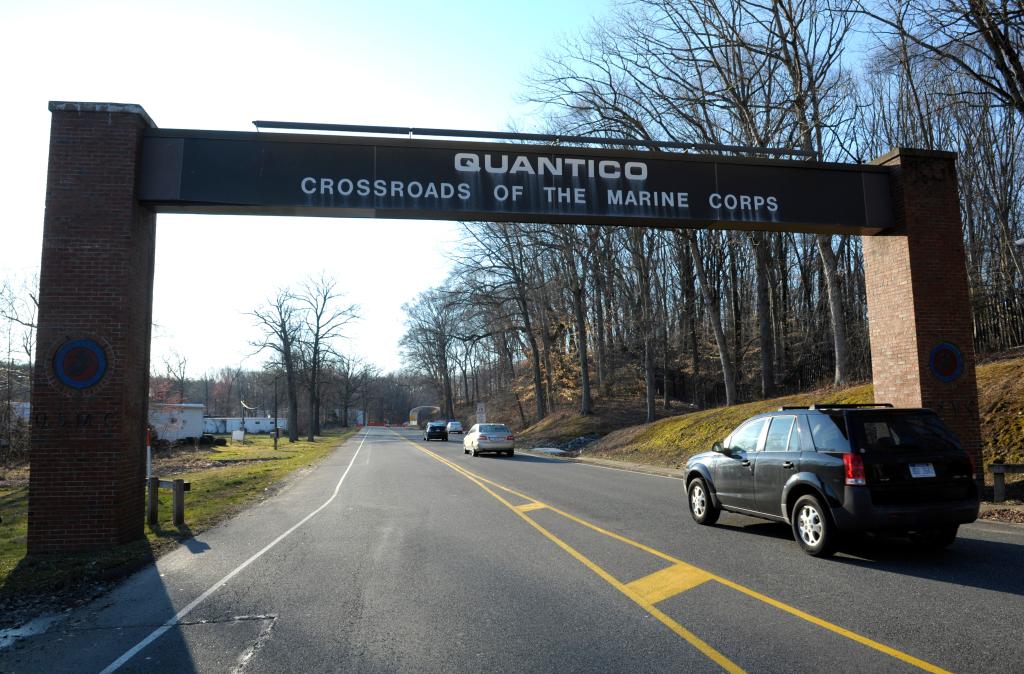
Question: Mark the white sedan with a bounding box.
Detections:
[463,423,515,457]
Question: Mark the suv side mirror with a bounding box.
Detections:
[712,442,728,455]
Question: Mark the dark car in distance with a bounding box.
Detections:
[684,404,979,557]
[423,421,448,442]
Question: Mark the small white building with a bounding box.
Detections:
[203,416,287,434]
[149,403,205,442]
[8,402,30,421]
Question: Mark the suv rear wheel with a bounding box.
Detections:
[687,477,720,525]
[792,494,837,557]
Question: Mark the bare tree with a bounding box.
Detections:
[327,353,366,427]
[297,274,359,439]
[162,351,188,403]
[624,228,659,421]
[685,230,738,406]
[857,0,1024,118]
[455,222,549,419]
[0,274,39,368]
[552,225,595,415]
[740,0,858,384]
[250,289,304,442]
[401,288,459,419]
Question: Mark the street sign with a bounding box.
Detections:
[139,130,893,234]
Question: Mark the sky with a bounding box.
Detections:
[0,0,611,375]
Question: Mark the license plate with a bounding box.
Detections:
[909,463,936,478]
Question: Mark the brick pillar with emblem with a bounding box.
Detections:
[28,102,157,553]
[864,148,982,474]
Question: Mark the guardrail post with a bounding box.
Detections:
[147,477,159,525]
[992,465,1006,503]
[172,479,186,526]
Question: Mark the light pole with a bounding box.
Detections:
[240,399,256,444]
[268,368,283,450]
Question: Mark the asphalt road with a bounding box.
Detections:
[2,428,1022,673]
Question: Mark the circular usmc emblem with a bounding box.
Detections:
[53,338,108,390]
[929,342,964,383]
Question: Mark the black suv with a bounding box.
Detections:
[423,421,448,442]
[684,404,979,557]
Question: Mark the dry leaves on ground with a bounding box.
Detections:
[980,508,1024,524]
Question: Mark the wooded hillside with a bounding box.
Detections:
[399,1,1024,423]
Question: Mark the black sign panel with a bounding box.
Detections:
[138,130,894,234]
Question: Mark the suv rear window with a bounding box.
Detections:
[851,412,960,453]
[764,416,795,452]
[808,413,849,451]
[479,424,509,434]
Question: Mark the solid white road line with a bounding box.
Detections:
[99,430,371,674]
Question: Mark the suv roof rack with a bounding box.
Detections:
[778,403,893,411]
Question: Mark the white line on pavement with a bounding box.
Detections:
[99,430,371,674]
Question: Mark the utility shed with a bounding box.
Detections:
[149,403,205,442]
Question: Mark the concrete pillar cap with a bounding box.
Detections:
[48,101,156,129]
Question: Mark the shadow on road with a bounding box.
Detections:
[473,452,571,464]
[832,532,1024,596]
[716,518,1024,596]
[0,539,198,672]
[715,519,792,541]
[182,534,212,555]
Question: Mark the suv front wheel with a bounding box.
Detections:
[792,494,838,557]
[687,477,720,525]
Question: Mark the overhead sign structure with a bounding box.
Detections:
[139,130,893,234]
[31,102,983,557]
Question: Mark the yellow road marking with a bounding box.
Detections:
[398,432,952,674]
[709,577,951,674]
[404,436,743,673]
[625,563,711,605]
[515,502,547,513]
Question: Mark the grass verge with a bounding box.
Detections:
[586,384,872,467]
[0,429,357,607]
[553,354,1024,474]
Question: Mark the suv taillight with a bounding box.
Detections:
[506,435,514,441]
[478,434,489,441]
[844,453,866,486]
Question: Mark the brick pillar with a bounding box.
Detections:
[864,148,982,472]
[28,102,157,553]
